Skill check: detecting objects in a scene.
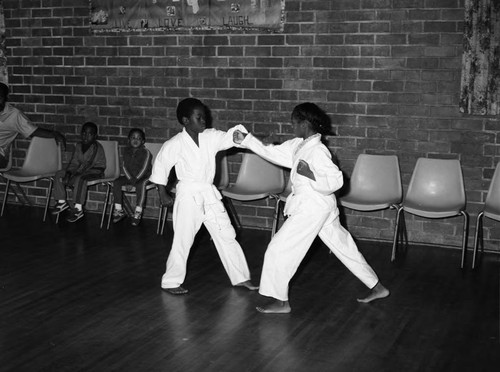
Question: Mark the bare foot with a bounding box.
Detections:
[357,282,390,303]
[256,300,291,314]
[235,280,259,291]
[162,286,188,295]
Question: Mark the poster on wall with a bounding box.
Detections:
[0,0,7,85]
[89,0,284,32]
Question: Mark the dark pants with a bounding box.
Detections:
[53,169,104,205]
[112,176,149,209]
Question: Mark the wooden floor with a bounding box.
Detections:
[1,206,499,372]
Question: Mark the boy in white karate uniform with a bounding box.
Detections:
[234,102,389,313]
[150,98,258,295]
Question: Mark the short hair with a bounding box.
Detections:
[82,121,98,134]
[128,128,146,141]
[176,98,205,125]
[0,82,9,97]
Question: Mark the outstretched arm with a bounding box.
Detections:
[32,128,66,150]
[234,130,298,169]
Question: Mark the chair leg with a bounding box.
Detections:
[107,194,114,230]
[157,206,164,235]
[271,198,281,238]
[460,211,469,269]
[161,205,168,235]
[223,197,241,230]
[391,207,404,262]
[43,178,54,222]
[472,212,484,269]
[1,179,11,216]
[11,182,32,207]
[100,184,111,229]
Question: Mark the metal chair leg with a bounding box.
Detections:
[391,207,404,262]
[271,197,281,238]
[460,211,469,269]
[157,206,163,235]
[160,206,168,235]
[1,179,10,216]
[107,194,114,230]
[472,212,484,269]
[100,184,111,229]
[43,178,54,222]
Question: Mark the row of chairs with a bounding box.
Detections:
[1,138,496,269]
[338,154,499,270]
[0,137,287,238]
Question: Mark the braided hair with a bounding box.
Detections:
[291,102,331,135]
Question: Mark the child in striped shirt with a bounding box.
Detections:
[112,128,152,226]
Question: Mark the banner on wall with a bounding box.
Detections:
[90,0,284,32]
[0,0,7,85]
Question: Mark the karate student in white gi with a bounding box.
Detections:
[150,98,258,295]
[233,102,389,313]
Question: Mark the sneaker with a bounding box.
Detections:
[66,209,84,223]
[131,211,142,226]
[52,201,69,215]
[112,209,126,223]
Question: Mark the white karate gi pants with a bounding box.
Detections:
[259,208,379,301]
[161,196,251,289]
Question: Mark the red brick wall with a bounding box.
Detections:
[2,0,499,252]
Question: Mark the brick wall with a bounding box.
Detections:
[2,0,499,252]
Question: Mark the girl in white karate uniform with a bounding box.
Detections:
[234,102,389,313]
[150,98,258,295]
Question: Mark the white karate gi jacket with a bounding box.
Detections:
[241,133,379,301]
[150,125,251,289]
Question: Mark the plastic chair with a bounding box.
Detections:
[56,140,120,228]
[472,162,500,269]
[339,154,403,258]
[1,137,62,221]
[107,142,167,234]
[221,151,285,233]
[392,158,469,268]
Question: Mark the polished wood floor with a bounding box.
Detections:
[1,205,499,372]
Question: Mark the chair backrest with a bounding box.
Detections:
[405,158,465,210]
[145,142,163,166]
[98,140,120,179]
[234,152,285,194]
[214,151,229,190]
[20,137,62,174]
[344,154,402,204]
[484,162,500,218]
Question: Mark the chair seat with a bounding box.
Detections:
[340,196,400,211]
[484,208,500,222]
[86,177,117,186]
[3,169,57,182]
[403,199,464,218]
[222,185,282,201]
[121,182,158,192]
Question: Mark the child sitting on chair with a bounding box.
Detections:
[52,122,106,223]
[112,128,152,226]
[150,97,258,295]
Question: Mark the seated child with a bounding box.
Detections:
[52,121,106,223]
[150,97,257,295]
[112,128,152,226]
